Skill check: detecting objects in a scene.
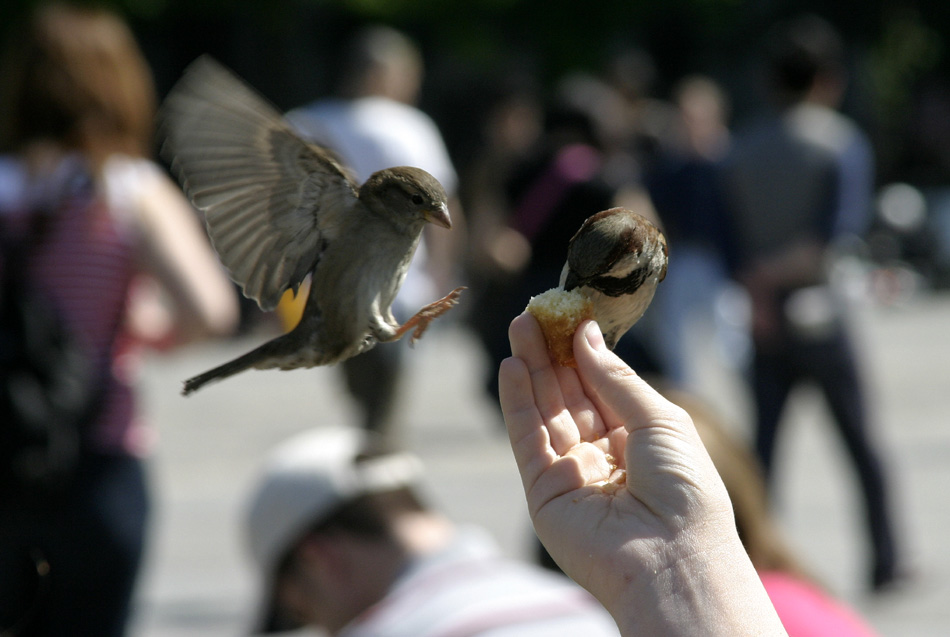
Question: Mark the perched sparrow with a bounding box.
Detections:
[559,208,668,349]
[160,57,463,395]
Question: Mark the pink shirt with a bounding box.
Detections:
[761,571,879,637]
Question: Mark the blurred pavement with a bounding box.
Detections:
[130,292,950,636]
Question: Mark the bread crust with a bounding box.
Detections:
[525,288,594,367]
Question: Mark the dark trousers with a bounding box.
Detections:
[0,452,149,636]
[342,340,403,441]
[752,325,898,583]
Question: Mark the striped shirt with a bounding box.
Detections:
[341,528,620,637]
[1,155,139,455]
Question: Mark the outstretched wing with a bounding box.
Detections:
[159,56,359,311]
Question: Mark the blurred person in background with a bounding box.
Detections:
[719,14,903,591]
[644,75,739,387]
[244,426,621,636]
[604,47,679,183]
[459,77,542,403]
[284,25,463,446]
[459,77,543,290]
[669,389,881,636]
[0,3,239,635]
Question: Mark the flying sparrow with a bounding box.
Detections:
[560,208,668,349]
[160,57,463,395]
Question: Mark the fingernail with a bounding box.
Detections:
[584,321,606,351]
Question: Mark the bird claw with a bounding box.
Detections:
[406,286,466,346]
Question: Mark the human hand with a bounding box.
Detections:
[498,313,785,636]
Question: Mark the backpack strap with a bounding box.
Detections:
[1,167,130,441]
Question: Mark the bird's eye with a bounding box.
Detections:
[411,194,425,205]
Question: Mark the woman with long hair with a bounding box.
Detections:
[0,4,238,634]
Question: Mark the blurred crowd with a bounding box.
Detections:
[453,10,905,604]
[0,2,925,636]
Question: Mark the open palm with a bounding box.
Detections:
[499,314,744,626]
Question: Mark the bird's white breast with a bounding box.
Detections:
[580,273,661,348]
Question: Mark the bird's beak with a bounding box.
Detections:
[424,203,452,229]
[563,270,582,292]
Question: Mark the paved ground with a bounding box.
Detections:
[129,291,950,636]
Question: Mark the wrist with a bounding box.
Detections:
[608,530,786,637]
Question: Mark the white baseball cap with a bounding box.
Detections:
[244,426,424,633]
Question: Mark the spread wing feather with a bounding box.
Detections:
[159,56,359,311]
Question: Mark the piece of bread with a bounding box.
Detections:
[525,288,594,367]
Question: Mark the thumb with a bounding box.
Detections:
[574,321,685,434]
[574,322,730,520]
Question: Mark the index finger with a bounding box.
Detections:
[507,312,584,456]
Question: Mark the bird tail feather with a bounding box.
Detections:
[181,338,290,396]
